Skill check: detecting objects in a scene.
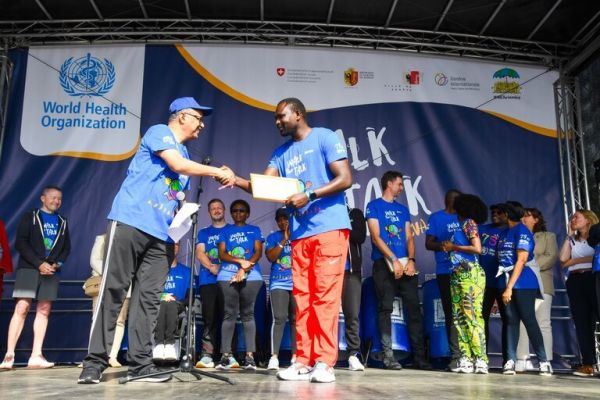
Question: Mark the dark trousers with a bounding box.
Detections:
[270,288,297,354]
[84,221,173,373]
[505,289,547,362]
[436,273,461,360]
[342,270,362,354]
[154,300,185,344]
[482,286,507,359]
[566,272,599,365]
[219,280,262,353]
[373,259,426,361]
[199,283,223,356]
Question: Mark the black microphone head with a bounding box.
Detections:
[202,156,212,165]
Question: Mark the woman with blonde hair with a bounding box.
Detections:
[559,209,599,377]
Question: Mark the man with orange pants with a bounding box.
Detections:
[233,97,352,383]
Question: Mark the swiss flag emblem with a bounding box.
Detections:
[276,67,285,77]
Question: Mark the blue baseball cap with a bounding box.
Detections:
[169,97,213,116]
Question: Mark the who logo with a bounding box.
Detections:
[59,53,116,97]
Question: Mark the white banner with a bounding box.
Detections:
[178,44,558,135]
[20,45,145,160]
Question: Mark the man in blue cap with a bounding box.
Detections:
[78,97,234,384]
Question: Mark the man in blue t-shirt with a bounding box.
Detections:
[232,98,352,383]
[425,189,462,370]
[0,185,70,370]
[366,171,430,370]
[194,198,229,368]
[79,97,235,384]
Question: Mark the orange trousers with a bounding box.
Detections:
[291,229,349,367]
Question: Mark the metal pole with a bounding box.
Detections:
[554,75,570,233]
[0,39,14,167]
[574,77,591,209]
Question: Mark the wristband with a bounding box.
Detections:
[408,257,416,262]
[277,242,284,249]
[305,189,317,202]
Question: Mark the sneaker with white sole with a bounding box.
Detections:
[195,354,215,368]
[267,356,280,370]
[244,355,257,370]
[448,358,461,372]
[474,358,488,374]
[348,355,365,371]
[276,363,311,381]
[503,360,516,375]
[515,359,527,373]
[78,366,102,384]
[539,361,553,377]
[163,343,178,361]
[152,344,165,360]
[310,361,336,383]
[458,357,473,374]
[215,354,239,370]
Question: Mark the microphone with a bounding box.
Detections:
[202,156,212,165]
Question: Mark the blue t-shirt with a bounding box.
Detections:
[108,124,190,241]
[449,219,479,269]
[365,198,410,260]
[268,127,351,240]
[593,244,600,273]
[217,224,264,282]
[197,224,231,286]
[426,210,461,275]
[497,223,538,290]
[265,230,292,291]
[162,262,195,301]
[39,210,59,257]
[479,223,508,287]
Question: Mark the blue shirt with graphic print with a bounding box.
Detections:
[365,198,410,260]
[265,230,292,291]
[162,262,195,301]
[108,124,190,241]
[197,224,231,286]
[39,210,59,258]
[426,210,461,275]
[268,127,350,240]
[496,223,538,290]
[217,224,264,282]
[479,223,507,287]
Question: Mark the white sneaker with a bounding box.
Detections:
[267,356,280,370]
[310,361,336,383]
[458,357,474,374]
[277,363,311,381]
[348,355,365,371]
[163,344,178,360]
[539,361,553,377]
[503,360,516,375]
[474,359,488,374]
[152,344,165,360]
[515,359,527,372]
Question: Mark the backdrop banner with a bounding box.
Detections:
[0,44,571,363]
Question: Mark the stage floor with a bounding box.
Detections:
[1,365,599,399]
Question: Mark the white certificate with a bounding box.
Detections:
[250,173,302,203]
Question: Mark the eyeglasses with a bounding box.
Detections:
[232,209,248,213]
[181,112,203,123]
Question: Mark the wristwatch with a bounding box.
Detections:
[408,257,416,262]
[305,189,317,202]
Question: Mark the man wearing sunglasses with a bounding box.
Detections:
[231,97,352,383]
[78,97,235,384]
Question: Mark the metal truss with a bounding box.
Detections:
[554,74,590,230]
[0,19,576,66]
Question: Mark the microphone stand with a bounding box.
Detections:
[120,158,234,385]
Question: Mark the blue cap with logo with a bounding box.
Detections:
[169,97,213,116]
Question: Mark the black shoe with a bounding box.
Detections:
[412,359,433,370]
[382,358,403,370]
[127,365,172,382]
[78,366,102,384]
[244,355,257,370]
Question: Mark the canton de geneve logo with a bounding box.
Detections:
[59,53,116,97]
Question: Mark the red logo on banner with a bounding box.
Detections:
[344,68,359,86]
[276,67,285,77]
[406,71,420,85]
